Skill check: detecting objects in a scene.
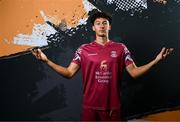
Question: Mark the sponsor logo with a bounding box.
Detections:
[88,53,98,56]
[95,60,112,84]
[100,60,108,71]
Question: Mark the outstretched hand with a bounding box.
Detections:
[155,47,174,62]
[31,48,48,62]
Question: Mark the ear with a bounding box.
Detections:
[109,25,111,30]
[92,25,95,31]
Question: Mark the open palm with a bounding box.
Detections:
[155,47,174,62]
[31,49,48,62]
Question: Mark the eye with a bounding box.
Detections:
[95,22,100,25]
[103,21,108,25]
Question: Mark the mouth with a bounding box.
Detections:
[100,30,106,32]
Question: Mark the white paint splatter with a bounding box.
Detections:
[135,0,142,3]
[13,23,57,46]
[77,17,88,25]
[107,0,114,4]
[82,0,97,13]
[69,0,98,28]
[13,10,58,47]
[107,0,147,12]
[40,10,49,22]
[174,0,180,3]
[73,0,98,27]
[13,0,99,47]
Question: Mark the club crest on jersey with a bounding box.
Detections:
[111,51,117,58]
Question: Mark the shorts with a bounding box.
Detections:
[82,107,121,121]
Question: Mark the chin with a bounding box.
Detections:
[97,33,106,37]
[98,34,106,37]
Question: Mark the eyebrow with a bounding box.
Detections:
[95,20,108,23]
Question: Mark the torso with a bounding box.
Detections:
[72,40,133,110]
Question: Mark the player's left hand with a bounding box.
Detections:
[155,47,174,62]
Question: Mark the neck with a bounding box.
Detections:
[95,35,110,45]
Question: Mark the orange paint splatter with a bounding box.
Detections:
[0,0,89,57]
[143,109,180,121]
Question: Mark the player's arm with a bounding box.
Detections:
[46,61,80,78]
[126,47,173,79]
[31,49,80,78]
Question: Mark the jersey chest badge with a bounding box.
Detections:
[111,51,118,58]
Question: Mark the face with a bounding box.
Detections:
[92,18,111,37]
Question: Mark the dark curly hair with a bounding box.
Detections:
[90,11,112,25]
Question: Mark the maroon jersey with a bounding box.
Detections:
[72,41,134,110]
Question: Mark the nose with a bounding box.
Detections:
[100,23,105,28]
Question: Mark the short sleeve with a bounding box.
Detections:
[71,47,82,65]
[123,44,134,67]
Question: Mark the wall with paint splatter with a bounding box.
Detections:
[0,0,180,121]
[0,0,92,57]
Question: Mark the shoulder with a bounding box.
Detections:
[111,41,131,54]
[111,41,127,48]
[74,42,92,54]
[79,42,94,49]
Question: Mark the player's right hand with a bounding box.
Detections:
[31,48,48,62]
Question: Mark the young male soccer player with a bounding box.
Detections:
[32,12,173,121]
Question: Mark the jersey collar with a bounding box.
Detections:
[93,40,112,47]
